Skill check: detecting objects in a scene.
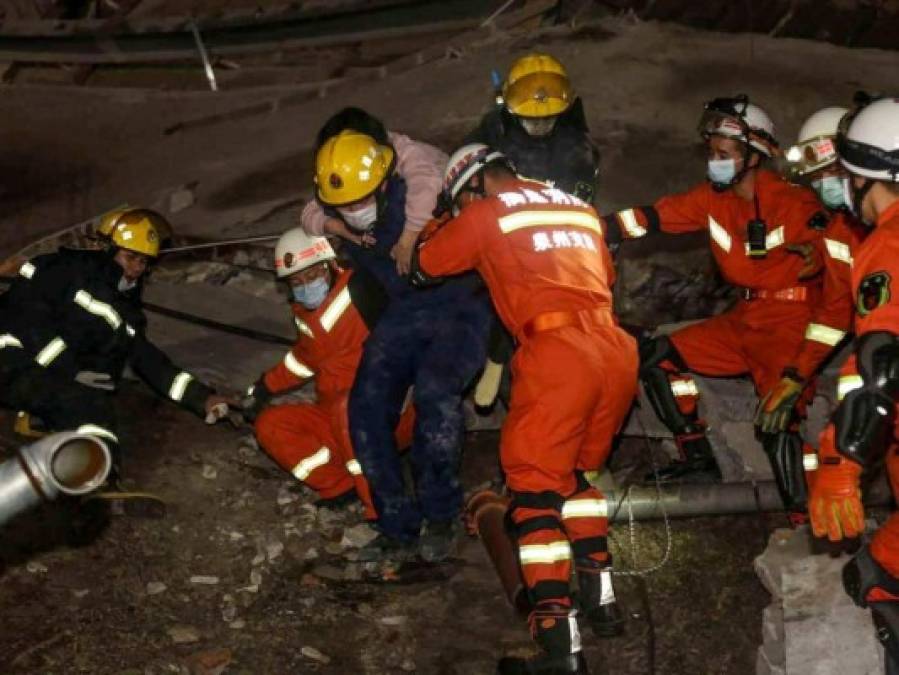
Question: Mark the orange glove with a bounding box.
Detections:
[755,372,805,433]
[808,427,865,542]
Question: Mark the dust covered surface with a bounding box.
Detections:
[1,386,770,675]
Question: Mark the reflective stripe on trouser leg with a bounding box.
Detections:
[561,486,610,563]
[512,501,573,604]
[254,404,355,499]
[669,373,699,416]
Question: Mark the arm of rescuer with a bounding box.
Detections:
[599,182,713,245]
[809,230,899,542]
[242,329,317,422]
[129,333,226,421]
[409,207,486,286]
[755,209,843,433]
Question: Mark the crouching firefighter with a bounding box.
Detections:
[602,95,828,517]
[243,227,414,517]
[412,144,638,674]
[0,209,233,492]
[805,97,899,674]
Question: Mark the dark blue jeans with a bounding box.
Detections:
[349,294,491,541]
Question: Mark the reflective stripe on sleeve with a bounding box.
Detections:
[320,287,352,333]
[73,290,123,330]
[294,317,314,338]
[35,337,66,366]
[168,372,194,402]
[825,238,853,265]
[76,424,119,443]
[561,498,608,519]
[837,375,864,401]
[346,459,363,476]
[498,210,603,236]
[804,323,846,347]
[618,208,647,238]
[19,262,36,279]
[0,334,23,349]
[803,454,819,471]
[283,352,313,379]
[126,324,136,337]
[708,216,732,252]
[518,541,572,566]
[292,446,331,481]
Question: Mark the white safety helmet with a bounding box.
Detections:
[786,107,849,175]
[698,95,778,157]
[838,97,899,182]
[437,144,513,216]
[274,227,336,279]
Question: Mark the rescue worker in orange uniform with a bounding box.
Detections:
[243,227,412,518]
[805,97,899,672]
[756,106,865,436]
[602,95,828,516]
[412,145,638,675]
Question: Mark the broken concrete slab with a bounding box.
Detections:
[754,527,884,675]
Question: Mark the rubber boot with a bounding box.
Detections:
[497,602,589,675]
[575,558,625,637]
[645,425,721,484]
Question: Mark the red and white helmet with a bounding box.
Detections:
[442,143,510,200]
[787,106,849,175]
[698,95,778,157]
[838,97,899,182]
[274,227,336,278]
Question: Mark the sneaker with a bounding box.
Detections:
[356,533,416,563]
[419,520,460,563]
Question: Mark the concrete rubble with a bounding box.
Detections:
[754,527,884,675]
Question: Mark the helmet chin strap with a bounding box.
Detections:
[851,178,875,226]
[711,145,756,192]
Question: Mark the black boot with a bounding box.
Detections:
[497,602,589,674]
[645,425,721,484]
[497,652,589,674]
[575,558,625,637]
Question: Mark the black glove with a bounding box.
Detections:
[240,378,272,423]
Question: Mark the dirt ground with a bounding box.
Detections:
[0,383,773,675]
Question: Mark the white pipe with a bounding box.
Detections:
[0,432,111,527]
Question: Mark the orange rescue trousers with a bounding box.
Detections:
[255,393,415,520]
[503,322,638,605]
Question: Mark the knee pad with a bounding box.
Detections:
[638,335,686,373]
[844,546,899,607]
[761,432,808,511]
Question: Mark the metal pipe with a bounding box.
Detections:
[0,432,111,527]
[605,478,892,522]
[466,491,530,617]
[159,234,281,255]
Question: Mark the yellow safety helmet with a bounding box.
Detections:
[502,53,572,118]
[314,130,395,206]
[96,207,132,238]
[109,209,167,258]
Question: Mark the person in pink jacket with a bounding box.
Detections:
[301,108,447,275]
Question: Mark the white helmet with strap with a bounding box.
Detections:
[787,106,849,175]
[698,95,778,157]
[274,227,336,278]
[437,144,511,215]
[838,97,899,182]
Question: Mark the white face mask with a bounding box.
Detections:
[338,200,378,231]
[520,117,557,137]
[118,276,137,292]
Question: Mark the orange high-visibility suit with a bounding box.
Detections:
[254,270,413,518]
[810,201,899,566]
[418,180,638,612]
[607,170,833,399]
